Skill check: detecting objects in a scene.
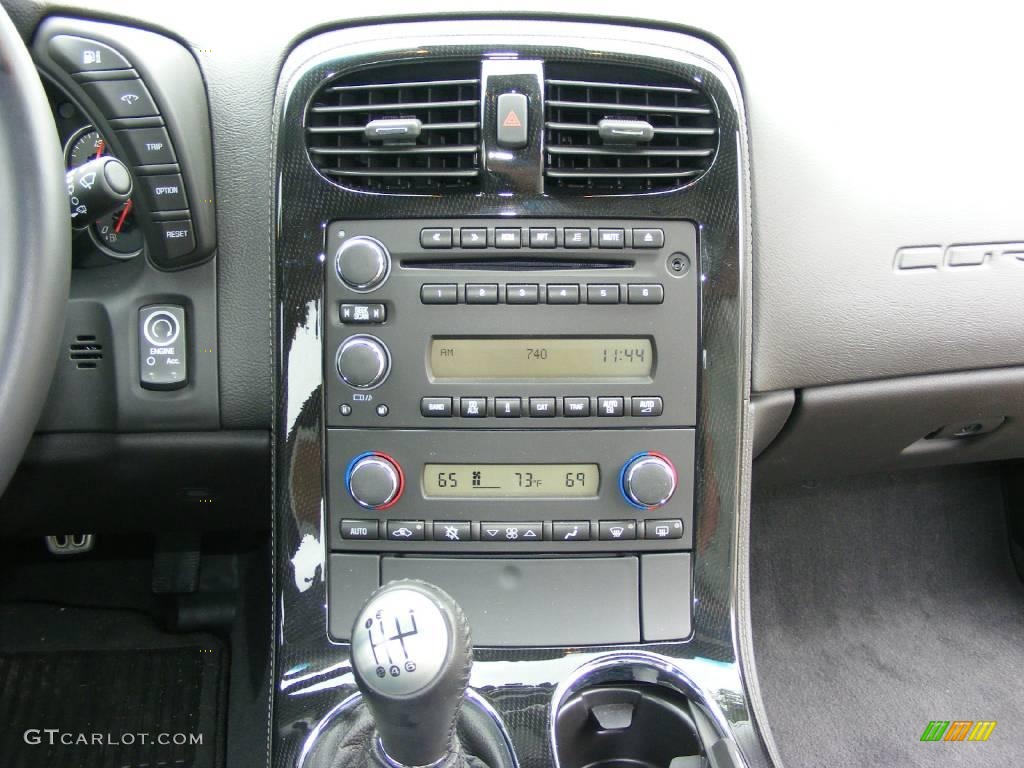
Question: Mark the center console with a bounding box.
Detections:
[273,19,767,768]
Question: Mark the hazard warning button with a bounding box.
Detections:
[496,92,528,149]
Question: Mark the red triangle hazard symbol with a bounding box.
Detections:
[502,110,522,128]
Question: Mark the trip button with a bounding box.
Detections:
[421,284,458,304]
[599,520,637,541]
[547,284,580,304]
[631,396,664,417]
[563,397,590,417]
[139,173,187,211]
[506,284,539,304]
[644,519,684,540]
[82,79,158,119]
[420,397,453,417]
[553,521,591,542]
[116,127,176,166]
[598,229,625,248]
[495,397,521,418]
[49,35,132,73]
[466,284,499,304]
[420,228,453,248]
[387,521,425,541]
[340,519,379,540]
[481,523,543,542]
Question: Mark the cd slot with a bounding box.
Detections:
[401,257,635,271]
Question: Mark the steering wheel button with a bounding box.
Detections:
[49,35,131,73]
[116,127,177,166]
[139,173,187,211]
[81,79,158,119]
[155,219,196,263]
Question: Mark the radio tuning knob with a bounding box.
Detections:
[346,452,404,510]
[336,335,391,389]
[335,236,391,292]
[620,452,677,510]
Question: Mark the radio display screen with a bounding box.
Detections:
[429,338,653,380]
[424,464,599,498]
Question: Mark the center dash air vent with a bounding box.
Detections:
[306,63,481,194]
[544,65,719,194]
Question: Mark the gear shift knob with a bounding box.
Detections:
[351,580,472,767]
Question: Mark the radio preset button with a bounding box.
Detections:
[460,228,487,248]
[340,303,386,324]
[420,397,453,417]
[341,519,379,540]
[644,519,684,540]
[420,228,453,248]
[598,228,625,248]
[553,521,591,542]
[563,397,590,417]
[433,521,473,542]
[529,397,556,417]
[495,228,522,248]
[387,521,425,541]
[495,397,522,418]
[547,284,580,304]
[482,523,543,542]
[460,397,487,418]
[466,284,499,304]
[631,396,664,417]
[529,228,557,248]
[421,284,458,304]
[599,520,637,541]
[633,228,665,248]
[598,397,625,417]
[627,284,665,304]
[564,228,591,248]
[587,284,620,304]
[506,284,539,304]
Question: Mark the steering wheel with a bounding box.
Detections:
[0,8,71,495]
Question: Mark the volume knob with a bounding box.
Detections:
[336,335,391,389]
[335,236,391,292]
[346,452,404,510]
[620,452,677,510]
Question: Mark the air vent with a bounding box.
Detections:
[544,65,719,194]
[306,63,481,194]
[69,334,103,370]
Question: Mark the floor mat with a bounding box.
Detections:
[0,605,226,768]
[750,465,1024,767]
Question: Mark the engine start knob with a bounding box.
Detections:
[335,236,391,292]
[619,452,677,510]
[346,452,404,510]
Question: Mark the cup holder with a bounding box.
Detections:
[554,684,705,768]
[550,652,746,768]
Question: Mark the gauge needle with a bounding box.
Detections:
[114,200,133,234]
[94,139,105,159]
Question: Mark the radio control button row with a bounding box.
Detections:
[421,284,458,304]
[564,228,591,248]
[420,397,453,417]
[599,520,638,541]
[481,523,543,542]
[597,397,625,417]
[420,228,453,248]
[506,284,539,304]
[466,284,499,304]
[460,397,487,418]
[340,303,386,324]
[529,228,557,248]
[494,228,522,248]
[386,521,425,541]
[633,228,665,248]
[627,284,665,304]
[644,519,684,540]
[587,284,620,304]
[460,228,487,248]
[495,397,521,418]
[553,521,591,542]
[631,396,664,417]
[433,521,473,542]
[547,284,580,304]
[529,397,556,417]
[563,397,591,417]
[341,519,379,540]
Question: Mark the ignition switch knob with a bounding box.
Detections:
[346,452,404,510]
[619,452,677,510]
[335,235,391,292]
[336,334,390,389]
